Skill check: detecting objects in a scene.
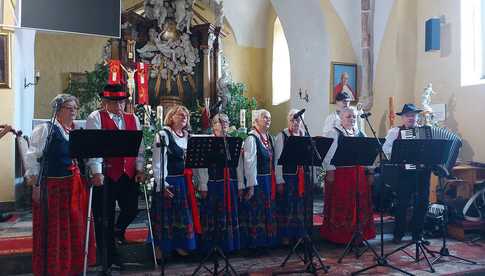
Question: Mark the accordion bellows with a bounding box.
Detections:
[403,126,462,177]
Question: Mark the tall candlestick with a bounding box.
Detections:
[389,96,395,128]
[240,109,246,129]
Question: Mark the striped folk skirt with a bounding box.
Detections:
[151,175,197,253]
[199,178,240,252]
[32,172,96,276]
[239,175,277,248]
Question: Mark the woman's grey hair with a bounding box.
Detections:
[50,94,79,110]
[287,109,301,122]
[339,106,357,119]
[211,113,230,126]
[252,109,271,126]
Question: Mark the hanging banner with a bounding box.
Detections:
[108,59,121,85]
[136,62,149,105]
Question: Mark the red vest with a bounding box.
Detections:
[100,110,138,181]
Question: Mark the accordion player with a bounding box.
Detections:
[381,103,460,244]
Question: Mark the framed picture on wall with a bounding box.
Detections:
[330,62,357,104]
[0,33,10,88]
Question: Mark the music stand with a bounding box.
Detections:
[384,139,452,273]
[186,136,242,276]
[274,136,333,275]
[330,137,382,263]
[70,129,143,276]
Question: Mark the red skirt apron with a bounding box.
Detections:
[32,169,96,276]
[320,166,376,244]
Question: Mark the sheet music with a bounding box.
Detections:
[400,129,417,170]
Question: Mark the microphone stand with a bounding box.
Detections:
[274,115,330,275]
[155,131,166,276]
[351,115,413,276]
[36,103,60,276]
[192,117,238,275]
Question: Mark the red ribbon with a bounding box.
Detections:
[184,168,202,234]
[102,91,126,97]
[224,168,232,212]
[297,166,305,197]
[136,62,149,105]
[108,59,121,85]
[270,160,277,201]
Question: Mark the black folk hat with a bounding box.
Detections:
[396,103,423,116]
[335,92,351,102]
[99,84,129,101]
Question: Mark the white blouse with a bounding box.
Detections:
[152,126,188,189]
[25,120,76,177]
[239,129,276,189]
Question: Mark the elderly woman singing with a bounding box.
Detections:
[274,109,307,245]
[25,94,96,275]
[197,113,241,253]
[320,107,375,244]
[239,109,278,252]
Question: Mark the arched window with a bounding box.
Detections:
[461,0,485,86]
[272,17,291,105]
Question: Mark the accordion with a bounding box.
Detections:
[400,126,462,178]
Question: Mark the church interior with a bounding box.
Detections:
[1,0,485,275]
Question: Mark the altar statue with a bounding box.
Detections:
[422,83,435,112]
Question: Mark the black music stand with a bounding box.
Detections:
[70,129,143,276]
[186,136,242,276]
[330,137,382,263]
[384,139,452,274]
[274,136,333,275]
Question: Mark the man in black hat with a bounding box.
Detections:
[86,84,145,268]
[382,103,431,244]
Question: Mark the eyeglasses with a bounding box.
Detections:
[61,106,79,112]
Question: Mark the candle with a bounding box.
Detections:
[144,105,151,127]
[157,106,163,122]
[240,109,246,129]
[251,110,258,128]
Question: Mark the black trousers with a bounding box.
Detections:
[393,168,431,239]
[92,174,140,265]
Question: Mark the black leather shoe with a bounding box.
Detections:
[0,213,12,223]
[114,230,127,245]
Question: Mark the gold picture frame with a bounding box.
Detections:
[0,33,11,88]
[330,62,358,104]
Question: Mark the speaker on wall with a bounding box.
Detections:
[425,18,441,52]
[20,0,120,38]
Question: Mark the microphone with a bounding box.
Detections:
[293,109,306,119]
[210,100,223,118]
[360,112,372,118]
[50,97,64,111]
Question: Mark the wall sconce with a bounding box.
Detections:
[24,71,40,88]
[299,88,309,102]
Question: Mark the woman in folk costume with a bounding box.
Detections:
[152,105,200,257]
[320,107,375,244]
[25,94,96,275]
[197,113,241,252]
[274,109,307,244]
[239,109,278,250]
